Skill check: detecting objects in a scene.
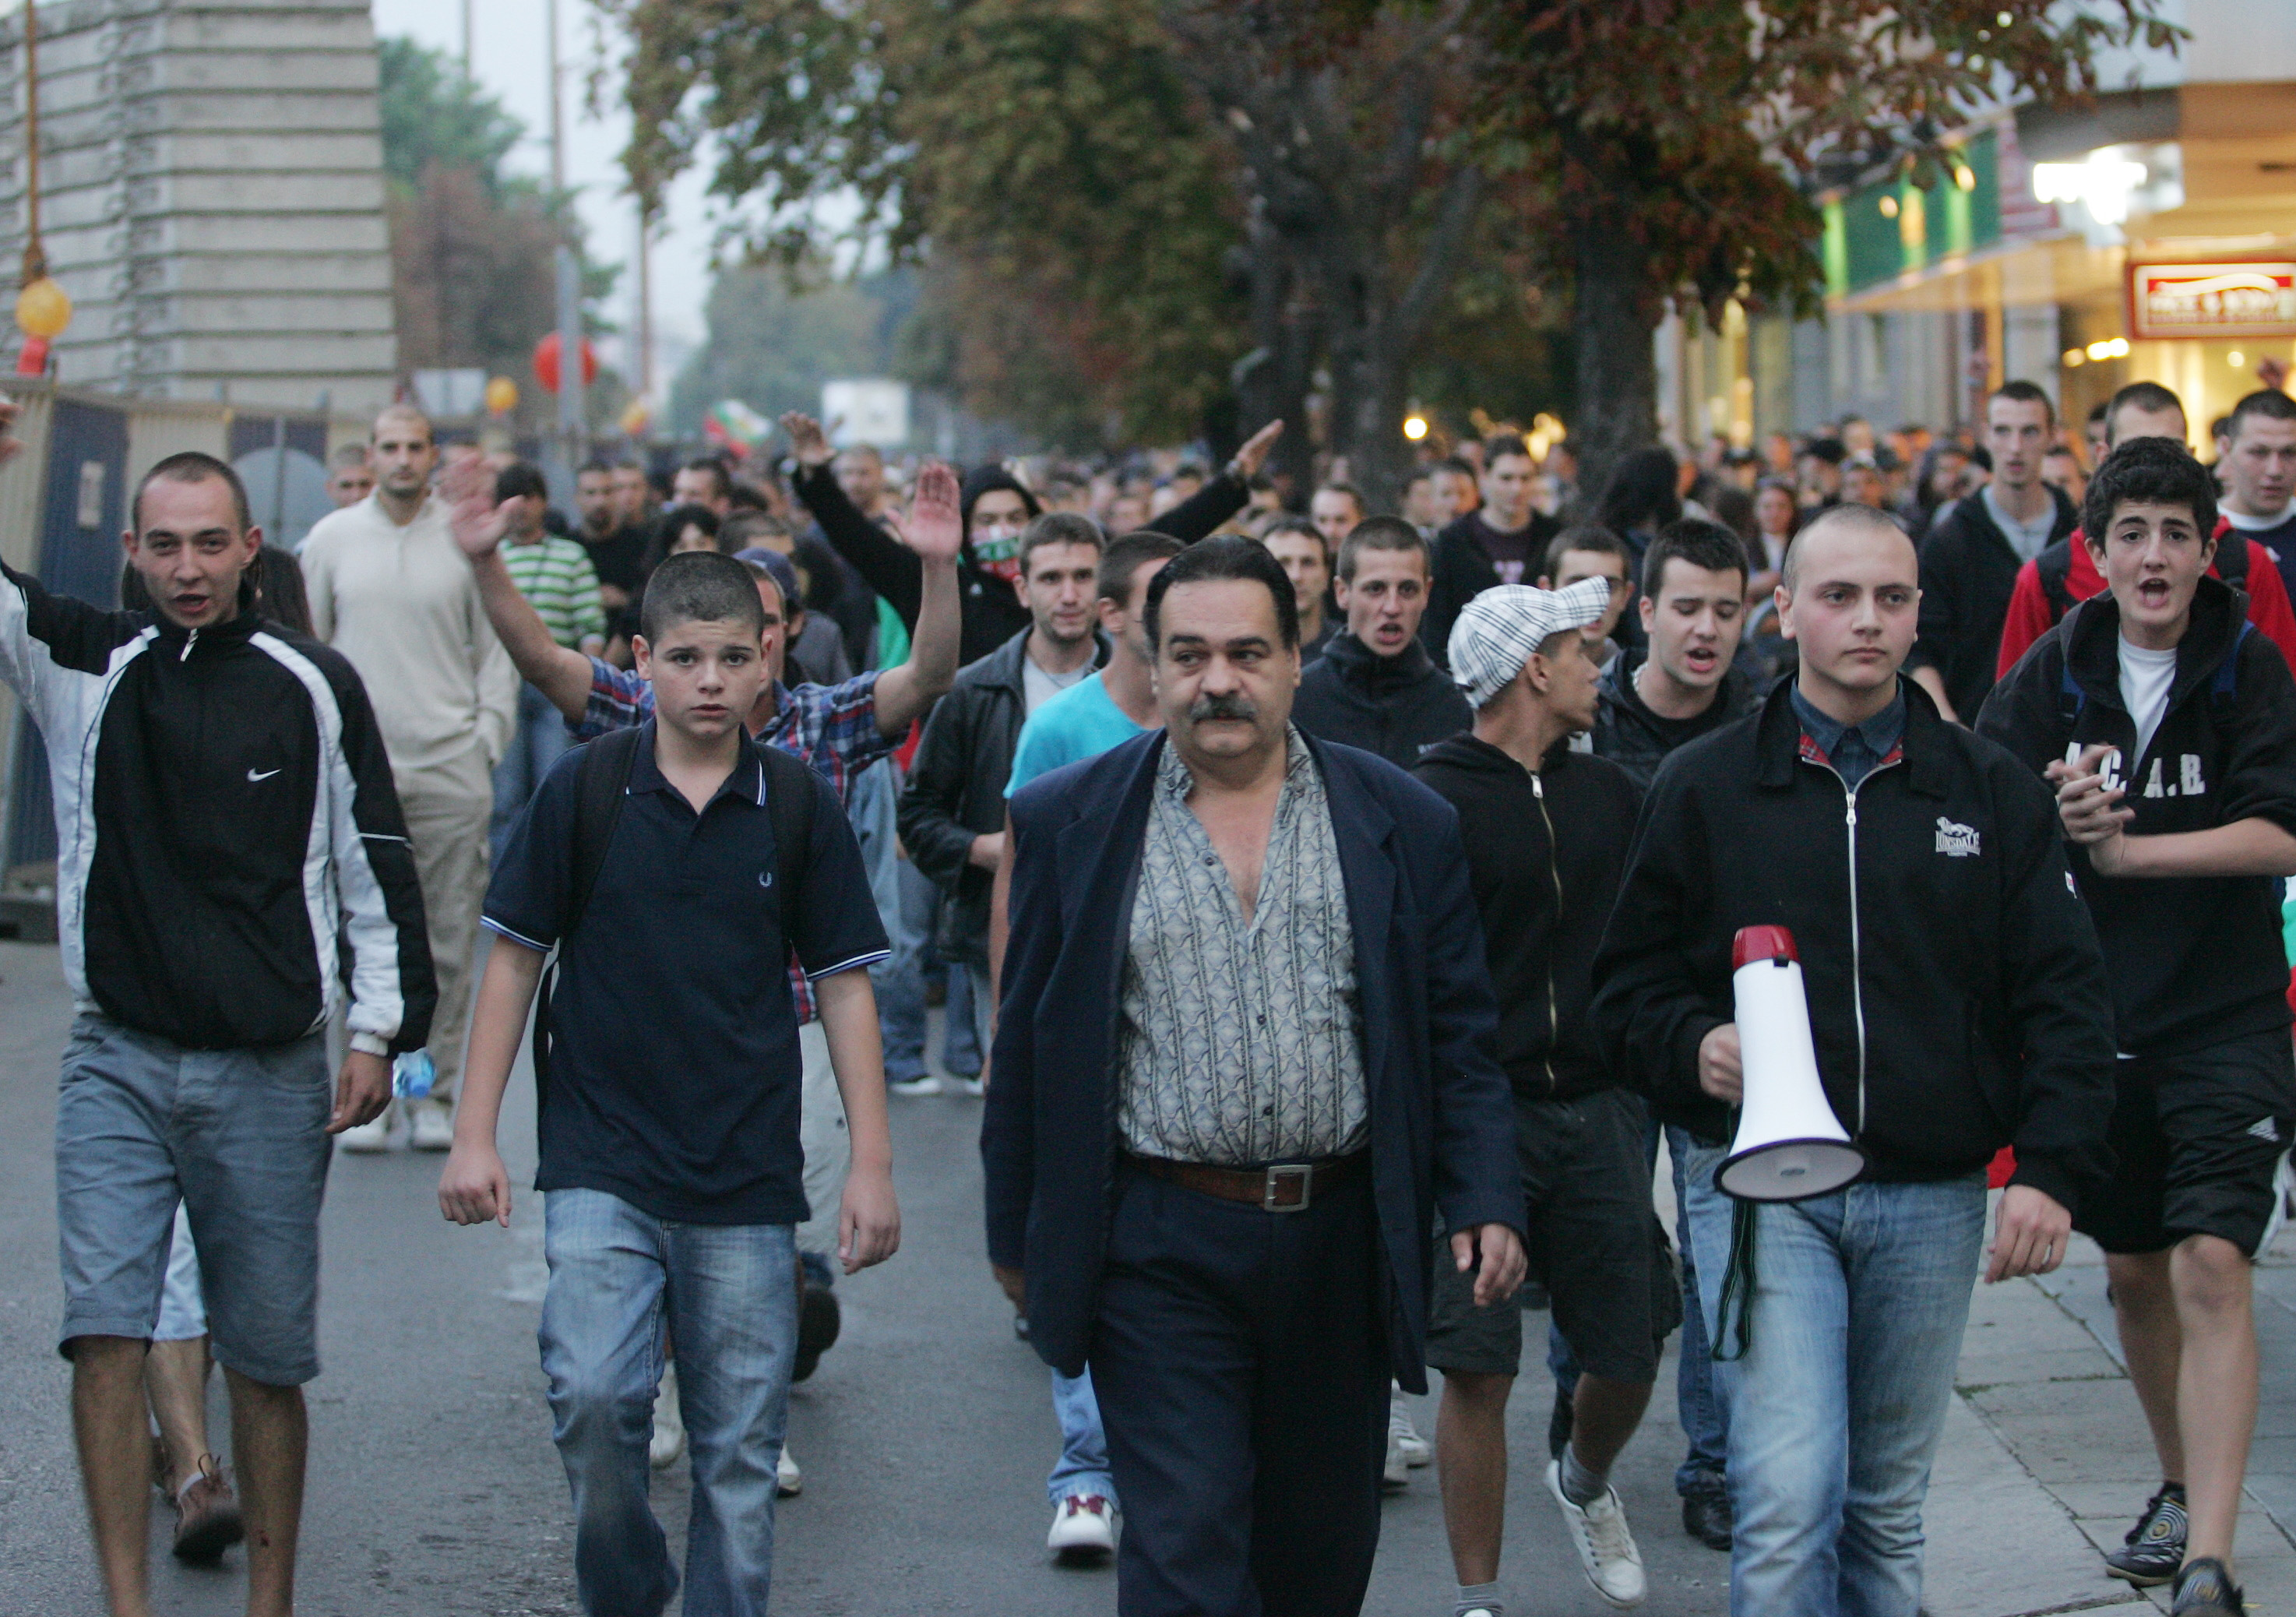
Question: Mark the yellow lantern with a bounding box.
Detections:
[484,375,519,416]
[620,396,653,438]
[16,276,72,340]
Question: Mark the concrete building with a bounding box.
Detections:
[1659,0,2296,450]
[0,0,396,414]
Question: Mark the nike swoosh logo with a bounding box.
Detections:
[247,768,281,782]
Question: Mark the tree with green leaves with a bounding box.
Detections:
[1464,0,2179,497]
[607,1,2171,498]
[377,39,619,419]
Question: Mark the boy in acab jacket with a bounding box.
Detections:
[1591,503,2117,1617]
[1979,438,2296,1617]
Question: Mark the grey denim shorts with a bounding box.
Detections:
[55,1014,333,1386]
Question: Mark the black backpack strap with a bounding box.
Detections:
[2220,533,2251,588]
[568,725,643,942]
[759,742,819,939]
[535,724,642,1094]
[2214,619,2256,706]
[2037,545,2076,625]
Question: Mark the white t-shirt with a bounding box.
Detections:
[1023,653,1092,716]
[2118,636,2178,765]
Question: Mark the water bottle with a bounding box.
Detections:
[393,1049,436,1100]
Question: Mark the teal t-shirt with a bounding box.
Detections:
[1005,671,1149,796]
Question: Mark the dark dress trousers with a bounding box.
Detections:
[984,729,1523,1617]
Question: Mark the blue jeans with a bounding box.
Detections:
[1545,1122,1728,1495]
[870,786,934,1086]
[1678,1141,1984,1617]
[540,1189,798,1617]
[1048,1366,1117,1507]
[492,682,571,864]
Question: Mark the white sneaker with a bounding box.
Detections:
[409,1099,455,1152]
[336,1102,396,1154]
[776,1443,801,1497]
[1547,1458,1646,1608]
[947,1076,986,1099]
[1389,1383,1431,1467]
[649,1367,685,1470]
[1046,1493,1116,1561]
[889,1075,943,1097]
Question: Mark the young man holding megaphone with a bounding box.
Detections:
[1979,438,2296,1617]
[1592,503,2118,1617]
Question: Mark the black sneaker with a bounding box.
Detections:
[792,1282,841,1383]
[2170,1556,2244,1616]
[2104,1485,2187,1587]
[1681,1483,1732,1551]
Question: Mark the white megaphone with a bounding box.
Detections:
[1718,925,1866,1202]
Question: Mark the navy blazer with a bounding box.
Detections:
[981,728,1524,1393]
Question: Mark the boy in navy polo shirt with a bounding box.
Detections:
[440,551,899,1616]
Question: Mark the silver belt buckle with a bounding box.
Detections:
[1262,1162,1312,1212]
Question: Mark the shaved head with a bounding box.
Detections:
[1782,502,1914,591]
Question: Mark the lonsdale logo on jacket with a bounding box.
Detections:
[1934,817,1981,857]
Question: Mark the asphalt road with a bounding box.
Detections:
[0,937,1731,1616]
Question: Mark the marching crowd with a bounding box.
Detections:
[4,368,2296,1617]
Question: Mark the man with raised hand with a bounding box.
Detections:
[2,436,433,1617]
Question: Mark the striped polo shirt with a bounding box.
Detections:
[502,535,607,650]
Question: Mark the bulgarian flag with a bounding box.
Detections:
[704,399,771,456]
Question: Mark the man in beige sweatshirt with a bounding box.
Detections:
[301,403,517,1152]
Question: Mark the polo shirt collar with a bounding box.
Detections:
[626,718,768,810]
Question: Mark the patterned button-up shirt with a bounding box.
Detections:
[1116,727,1368,1165]
[572,656,896,1023]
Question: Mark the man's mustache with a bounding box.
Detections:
[1188,693,1257,723]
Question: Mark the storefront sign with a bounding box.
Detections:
[2129,262,2296,340]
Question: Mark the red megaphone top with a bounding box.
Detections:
[1732,925,1799,971]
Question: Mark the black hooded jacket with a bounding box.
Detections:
[1590,649,1756,794]
[1412,736,1640,1101]
[794,462,1250,668]
[1910,482,2079,720]
[1976,576,2296,1055]
[1292,631,1471,770]
[899,626,1108,964]
[1590,677,2117,1214]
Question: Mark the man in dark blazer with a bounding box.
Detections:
[983,536,1527,1617]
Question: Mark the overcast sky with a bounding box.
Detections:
[370,0,720,395]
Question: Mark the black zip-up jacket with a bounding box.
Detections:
[1976,576,2296,1055]
[1590,677,2117,1214]
[793,463,1248,669]
[1412,736,1639,1101]
[1590,648,1756,794]
[897,627,1108,964]
[1910,483,2078,720]
[1422,509,1562,669]
[0,563,435,1052]
[1292,631,1471,770]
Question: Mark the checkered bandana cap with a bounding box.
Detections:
[1447,577,1615,709]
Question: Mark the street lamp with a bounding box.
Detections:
[1403,414,1428,442]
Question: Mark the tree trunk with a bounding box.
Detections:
[1234,222,1317,507]
[1568,217,1660,516]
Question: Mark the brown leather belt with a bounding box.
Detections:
[1127,1151,1368,1212]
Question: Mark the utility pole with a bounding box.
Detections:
[635,202,653,410]
[545,0,584,462]
[461,0,474,71]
